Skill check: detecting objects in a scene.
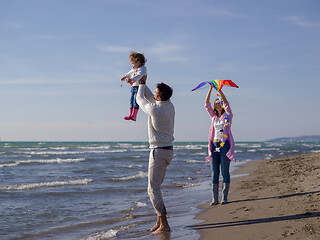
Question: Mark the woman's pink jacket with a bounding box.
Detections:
[205,101,236,163]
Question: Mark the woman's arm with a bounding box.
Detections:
[218,90,228,103]
[205,85,215,118]
[205,85,213,104]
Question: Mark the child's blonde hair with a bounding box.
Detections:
[129,51,147,66]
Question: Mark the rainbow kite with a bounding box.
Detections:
[192,79,239,91]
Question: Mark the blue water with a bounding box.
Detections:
[1,141,319,240]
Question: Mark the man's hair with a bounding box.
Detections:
[129,51,147,66]
[156,82,173,101]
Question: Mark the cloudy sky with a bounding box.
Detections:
[0,0,319,142]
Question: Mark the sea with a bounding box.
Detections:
[1,141,320,240]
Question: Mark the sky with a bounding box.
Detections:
[0,0,319,142]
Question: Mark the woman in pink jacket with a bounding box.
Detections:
[205,85,236,205]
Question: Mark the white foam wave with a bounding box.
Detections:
[0,179,93,191]
[82,229,119,240]
[131,145,148,148]
[77,146,110,150]
[259,148,280,151]
[17,149,126,155]
[175,182,200,188]
[81,225,134,240]
[236,143,262,148]
[311,150,320,153]
[131,148,150,152]
[113,171,147,181]
[264,154,273,159]
[19,148,45,151]
[49,147,69,150]
[247,149,257,152]
[117,143,133,148]
[194,152,206,156]
[126,164,143,168]
[174,145,204,150]
[0,158,85,168]
[135,201,147,207]
[184,159,203,163]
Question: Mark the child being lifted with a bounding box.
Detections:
[121,51,147,121]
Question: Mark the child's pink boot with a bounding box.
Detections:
[124,108,133,120]
[130,108,139,121]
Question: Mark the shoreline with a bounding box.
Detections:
[190,152,320,240]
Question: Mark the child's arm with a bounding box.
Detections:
[130,66,147,83]
[121,69,133,85]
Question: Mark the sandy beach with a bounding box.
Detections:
[189,152,320,240]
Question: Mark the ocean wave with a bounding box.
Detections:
[49,147,69,150]
[236,143,262,148]
[81,225,134,240]
[131,148,150,152]
[117,143,133,148]
[113,171,147,181]
[194,152,206,156]
[264,154,273,159]
[18,148,45,151]
[0,158,86,168]
[0,179,93,191]
[17,149,126,155]
[184,159,203,164]
[126,164,143,168]
[311,150,320,153]
[259,148,280,151]
[174,145,204,150]
[135,201,147,207]
[247,149,257,152]
[77,146,111,150]
[174,182,200,188]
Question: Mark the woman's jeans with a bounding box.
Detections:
[130,86,139,109]
[211,140,231,184]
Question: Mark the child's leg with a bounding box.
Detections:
[124,87,135,120]
[130,87,139,121]
[132,86,139,110]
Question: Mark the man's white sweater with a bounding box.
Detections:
[136,84,175,148]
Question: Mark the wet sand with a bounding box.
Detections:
[189,153,320,240]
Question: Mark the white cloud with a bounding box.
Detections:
[28,34,66,41]
[287,16,320,27]
[145,43,187,62]
[97,45,133,53]
[97,42,187,62]
[0,21,23,29]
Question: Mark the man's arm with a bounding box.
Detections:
[138,75,155,103]
[136,83,153,115]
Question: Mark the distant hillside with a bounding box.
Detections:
[267,135,320,142]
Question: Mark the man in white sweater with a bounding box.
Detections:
[136,76,175,234]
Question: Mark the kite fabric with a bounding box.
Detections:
[191,79,239,91]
